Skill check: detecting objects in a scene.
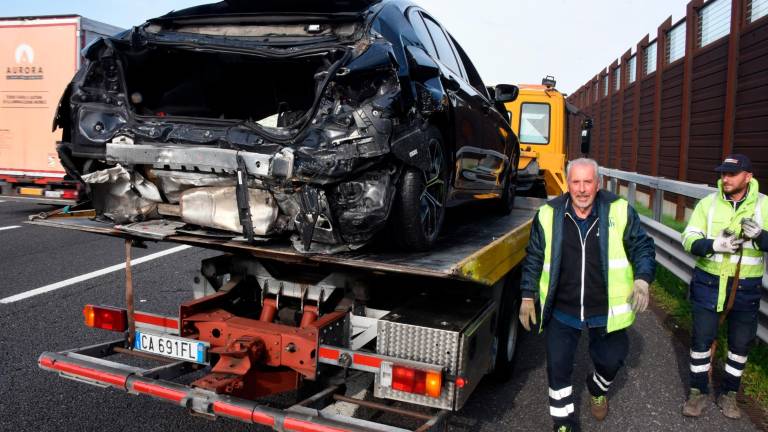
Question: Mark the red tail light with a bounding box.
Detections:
[61,189,79,200]
[391,365,443,398]
[83,304,127,332]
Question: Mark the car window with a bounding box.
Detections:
[519,103,551,144]
[407,9,437,58]
[421,16,463,76]
[450,38,490,98]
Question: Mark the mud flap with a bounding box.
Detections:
[235,155,255,242]
[298,186,321,251]
[390,127,431,172]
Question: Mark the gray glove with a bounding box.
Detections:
[713,230,743,254]
[519,298,537,331]
[741,218,762,240]
[629,279,649,313]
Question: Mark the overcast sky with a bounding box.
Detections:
[3,0,689,94]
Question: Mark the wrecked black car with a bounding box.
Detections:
[54,0,520,252]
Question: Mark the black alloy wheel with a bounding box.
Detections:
[395,126,448,251]
[495,150,519,214]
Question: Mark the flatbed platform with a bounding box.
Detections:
[27,197,543,286]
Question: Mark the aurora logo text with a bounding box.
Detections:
[6,43,44,80]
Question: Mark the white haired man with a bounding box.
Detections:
[518,158,656,432]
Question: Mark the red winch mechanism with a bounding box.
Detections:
[177,277,346,399]
[120,244,348,400]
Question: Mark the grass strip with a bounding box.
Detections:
[633,202,687,232]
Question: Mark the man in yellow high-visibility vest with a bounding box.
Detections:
[681,154,768,419]
[518,158,656,432]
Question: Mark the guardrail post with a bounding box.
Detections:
[653,188,664,221]
[609,178,618,194]
[628,182,637,206]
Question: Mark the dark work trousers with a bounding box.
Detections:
[689,305,758,394]
[546,317,629,428]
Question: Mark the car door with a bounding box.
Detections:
[413,11,498,194]
[451,39,513,193]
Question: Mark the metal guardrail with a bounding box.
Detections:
[599,167,768,343]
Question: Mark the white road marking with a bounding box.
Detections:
[0,245,191,304]
[0,225,21,231]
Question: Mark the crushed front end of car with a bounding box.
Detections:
[55,4,426,253]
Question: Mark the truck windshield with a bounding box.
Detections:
[519,102,550,145]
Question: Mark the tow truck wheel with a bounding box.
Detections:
[493,277,520,381]
[395,127,448,251]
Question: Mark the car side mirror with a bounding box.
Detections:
[580,118,593,155]
[405,45,440,80]
[494,84,519,103]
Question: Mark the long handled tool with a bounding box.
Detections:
[708,244,743,383]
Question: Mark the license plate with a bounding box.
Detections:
[19,187,44,196]
[134,331,209,364]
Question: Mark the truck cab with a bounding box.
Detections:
[504,76,575,197]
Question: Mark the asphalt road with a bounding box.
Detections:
[0,199,761,432]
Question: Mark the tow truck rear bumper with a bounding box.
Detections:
[38,340,447,432]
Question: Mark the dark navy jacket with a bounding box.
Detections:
[520,190,657,329]
[688,268,762,312]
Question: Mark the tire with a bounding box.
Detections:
[394,127,448,251]
[493,274,521,381]
[528,179,548,199]
[495,152,519,215]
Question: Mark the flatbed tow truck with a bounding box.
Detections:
[30,197,542,432]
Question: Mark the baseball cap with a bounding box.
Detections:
[715,154,752,173]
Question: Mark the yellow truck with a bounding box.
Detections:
[504,76,591,198]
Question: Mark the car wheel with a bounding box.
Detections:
[493,274,521,381]
[495,153,518,215]
[395,127,448,251]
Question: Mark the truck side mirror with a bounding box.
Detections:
[494,84,519,103]
[580,119,593,155]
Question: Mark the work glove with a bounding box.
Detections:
[712,230,744,254]
[519,298,537,331]
[741,218,762,240]
[628,279,649,313]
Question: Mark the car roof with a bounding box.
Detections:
[154,0,382,20]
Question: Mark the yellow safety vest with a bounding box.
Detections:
[537,199,635,333]
[682,178,767,311]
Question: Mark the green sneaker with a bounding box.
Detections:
[682,388,709,417]
[716,391,742,419]
[590,394,608,421]
[553,425,573,432]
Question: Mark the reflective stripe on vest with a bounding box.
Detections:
[537,199,635,333]
[606,201,635,332]
[538,206,555,329]
[698,191,766,311]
